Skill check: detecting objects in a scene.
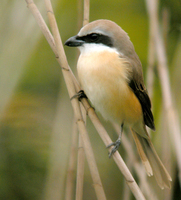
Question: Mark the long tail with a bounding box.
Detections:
[131,129,172,189]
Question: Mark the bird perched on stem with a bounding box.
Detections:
[65,19,172,189]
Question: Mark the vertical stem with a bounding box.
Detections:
[146,24,155,99]
[75,104,86,200]
[75,135,85,200]
[83,0,90,26]
[145,0,181,185]
[75,1,85,200]
[44,1,107,199]
[65,117,78,200]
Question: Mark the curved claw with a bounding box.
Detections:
[107,139,121,158]
[70,90,87,101]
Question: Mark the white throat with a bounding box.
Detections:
[78,43,119,55]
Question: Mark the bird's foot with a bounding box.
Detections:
[107,139,121,158]
[70,90,87,101]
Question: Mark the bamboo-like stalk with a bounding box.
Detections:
[25,1,146,199]
[25,0,57,54]
[85,107,146,200]
[77,0,83,30]
[65,117,78,200]
[122,158,132,200]
[76,134,85,200]
[75,104,86,200]
[65,1,85,199]
[161,109,172,200]
[145,0,181,186]
[43,1,107,199]
[161,9,172,200]
[42,103,65,199]
[146,20,155,100]
[83,0,90,26]
[75,1,89,199]
[113,123,158,200]
[162,8,169,50]
[146,3,172,199]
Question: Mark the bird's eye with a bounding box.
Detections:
[89,33,99,41]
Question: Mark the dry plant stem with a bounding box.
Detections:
[161,10,172,200]
[25,1,146,199]
[75,104,86,200]
[145,0,181,185]
[146,24,155,100]
[65,117,78,200]
[25,0,79,93]
[113,123,158,200]
[162,8,169,49]
[122,158,132,200]
[86,107,146,200]
[76,135,85,200]
[161,109,172,200]
[75,2,89,199]
[83,0,90,26]
[25,0,57,54]
[44,0,106,199]
[26,0,105,199]
[77,0,83,30]
[75,2,86,199]
[42,91,67,200]
[74,114,107,200]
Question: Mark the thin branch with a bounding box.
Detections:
[146,21,155,100]
[122,158,132,200]
[75,104,86,200]
[113,123,158,200]
[65,117,78,200]
[43,0,106,199]
[85,107,146,200]
[162,8,169,49]
[75,1,89,199]
[25,0,57,54]
[161,108,172,200]
[145,0,181,186]
[76,135,85,200]
[83,0,90,26]
[65,1,85,199]
[42,89,69,200]
[161,9,173,200]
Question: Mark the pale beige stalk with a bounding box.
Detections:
[75,1,90,199]
[65,117,78,200]
[44,0,107,199]
[113,123,159,200]
[145,0,181,186]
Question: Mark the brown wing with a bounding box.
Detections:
[118,45,155,130]
[129,79,155,130]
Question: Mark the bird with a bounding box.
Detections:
[65,19,172,189]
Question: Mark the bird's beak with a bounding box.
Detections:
[64,35,84,47]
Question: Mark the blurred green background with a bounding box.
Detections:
[0,0,181,199]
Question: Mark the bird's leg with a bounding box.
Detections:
[70,90,87,101]
[107,123,124,158]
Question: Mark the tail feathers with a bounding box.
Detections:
[131,129,172,189]
[131,129,153,176]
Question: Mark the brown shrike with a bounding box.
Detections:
[65,19,172,189]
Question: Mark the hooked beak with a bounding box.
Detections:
[64,35,84,47]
